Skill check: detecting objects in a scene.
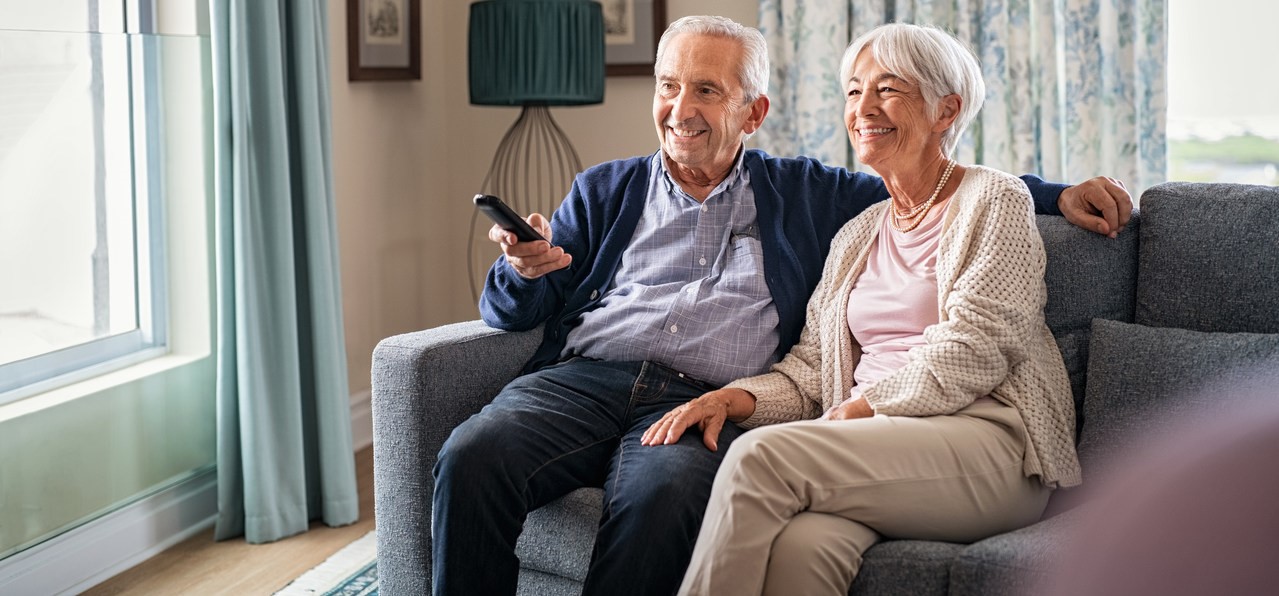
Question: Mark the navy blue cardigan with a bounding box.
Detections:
[479,150,1065,375]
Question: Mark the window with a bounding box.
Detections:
[0,1,166,401]
[1167,0,1279,185]
[0,1,213,565]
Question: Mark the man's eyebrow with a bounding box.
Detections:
[654,76,724,91]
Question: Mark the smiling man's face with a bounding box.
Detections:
[652,33,763,178]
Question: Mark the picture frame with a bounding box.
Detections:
[347,0,421,81]
[602,0,666,76]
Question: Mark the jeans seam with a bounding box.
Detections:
[604,439,626,519]
[603,361,657,519]
[525,435,619,496]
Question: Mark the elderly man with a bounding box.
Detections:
[433,15,1131,596]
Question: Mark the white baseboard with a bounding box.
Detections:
[350,388,372,451]
[0,391,371,595]
[0,468,218,596]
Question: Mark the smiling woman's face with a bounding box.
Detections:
[843,50,948,173]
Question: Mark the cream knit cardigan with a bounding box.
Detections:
[729,166,1082,488]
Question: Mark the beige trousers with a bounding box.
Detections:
[679,400,1051,596]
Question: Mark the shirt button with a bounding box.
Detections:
[701,204,708,212]
[670,324,679,333]
[698,257,707,266]
[590,289,599,300]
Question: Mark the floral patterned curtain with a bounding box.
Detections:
[757,0,1167,194]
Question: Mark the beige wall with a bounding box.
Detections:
[330,0,759,394]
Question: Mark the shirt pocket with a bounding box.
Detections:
[719,231,769,299]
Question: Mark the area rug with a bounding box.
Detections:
[275,531,378,596]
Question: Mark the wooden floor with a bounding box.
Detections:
[86,446,376,595]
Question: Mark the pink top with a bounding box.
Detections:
[845,199,947,400]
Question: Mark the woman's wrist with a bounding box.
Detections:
[719,388,757,423]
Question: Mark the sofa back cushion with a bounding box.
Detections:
[1036,214,1140,427]
[1136,182,1279,333]
[1078,319,1279,479]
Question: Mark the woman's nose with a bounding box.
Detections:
[856,94,880,118]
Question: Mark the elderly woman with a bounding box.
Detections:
[640,23,1082,595]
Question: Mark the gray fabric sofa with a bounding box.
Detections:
[372,182,1279,595]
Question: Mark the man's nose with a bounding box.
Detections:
[670,90,696,122]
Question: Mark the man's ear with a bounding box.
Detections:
[933,94,961,132]
[742,95,770,135]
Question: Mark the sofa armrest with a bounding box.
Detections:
[371,320,542,595]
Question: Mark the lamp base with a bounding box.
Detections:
[469,105,585,302]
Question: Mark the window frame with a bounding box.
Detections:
[0,0,168,403]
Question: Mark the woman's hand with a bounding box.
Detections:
[822,396,874,421]
[641,388,755,452]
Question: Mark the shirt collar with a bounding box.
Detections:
[654,146,748,201]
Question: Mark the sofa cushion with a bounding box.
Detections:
[1036,214,1140,431]
[1077,319,1279,478]
[1136,182,1279,333]
[850,540,964,596]
[516,491,964,595]
[949,506,1087,596]
[515,487,602,583]
[516,568,585,596]
[1033,394,1279,596]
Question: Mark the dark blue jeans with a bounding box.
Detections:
[432,359,746,596]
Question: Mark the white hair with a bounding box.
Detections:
[839,23,985,157]
[655,15,769,102]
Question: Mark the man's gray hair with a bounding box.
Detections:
[839,23,985,157]
[655,15,769,102]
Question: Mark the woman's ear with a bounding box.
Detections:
[934,94,962,132]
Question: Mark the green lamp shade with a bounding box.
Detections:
[469,0,605,106]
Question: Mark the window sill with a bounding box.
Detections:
[0,349,209,423]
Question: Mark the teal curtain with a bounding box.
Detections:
[210,0,358,543]
[757,0,1167,195]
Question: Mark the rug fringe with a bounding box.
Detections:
[275,530,377,595]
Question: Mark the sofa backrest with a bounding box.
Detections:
[1072,183,1279,485]
[1135,182,1279,333]
[1036,213,1140,426]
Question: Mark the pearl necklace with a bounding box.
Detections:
[891,159,956,233]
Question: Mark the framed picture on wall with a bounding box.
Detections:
[603,0,666,76]
[347,0,421,81]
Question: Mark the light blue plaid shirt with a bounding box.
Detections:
[562,151,781,386]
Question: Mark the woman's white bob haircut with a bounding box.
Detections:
[839,23,985,157]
